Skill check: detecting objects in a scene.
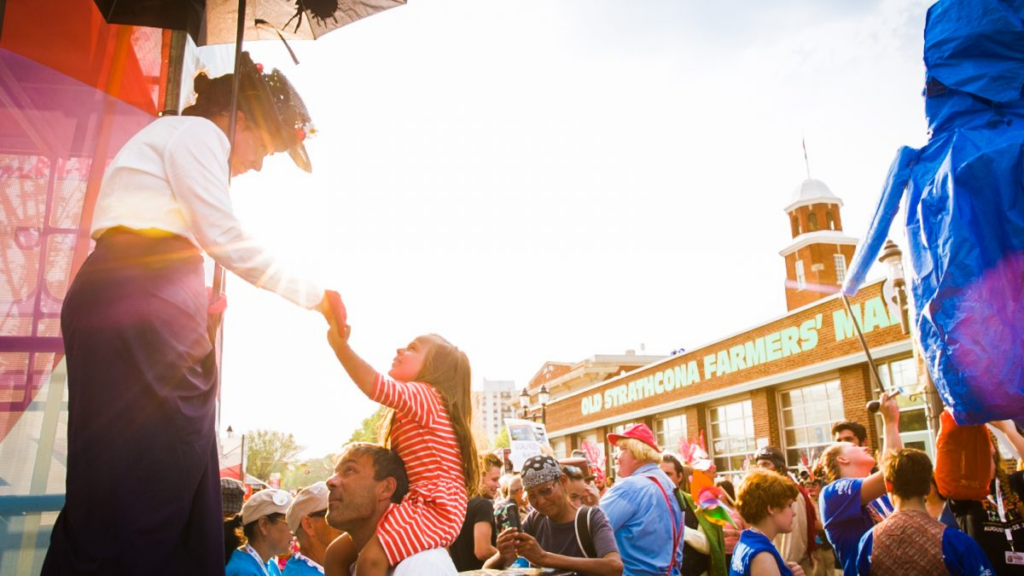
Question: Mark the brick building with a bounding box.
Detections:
[540,179,935,480]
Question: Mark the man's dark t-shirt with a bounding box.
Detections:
[521,507,618,576]
[949,471,1024,575]
[448,496,495,572]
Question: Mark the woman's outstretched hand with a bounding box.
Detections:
[320,290,351,355]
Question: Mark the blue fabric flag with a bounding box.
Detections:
[843,0,1024,424]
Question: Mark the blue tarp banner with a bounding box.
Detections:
[843,0,1024,424]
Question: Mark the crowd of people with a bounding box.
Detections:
[210,380,1024,576]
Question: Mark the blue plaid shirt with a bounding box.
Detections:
[601,462,685,576]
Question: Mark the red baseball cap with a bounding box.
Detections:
[606,423,661,453]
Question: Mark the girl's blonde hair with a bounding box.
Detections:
[813,443,846,485]
[380,334,479,495]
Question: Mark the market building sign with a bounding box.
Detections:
[580,293,899,417]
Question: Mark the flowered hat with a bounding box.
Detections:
[238,51,316,172]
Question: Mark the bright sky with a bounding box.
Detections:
[204,0,935,458]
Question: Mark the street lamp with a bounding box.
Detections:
[224,424,245,483]
[520,387,530,419]
[877,239,942,438]
[538,385,550,424]
[879,239,909,334]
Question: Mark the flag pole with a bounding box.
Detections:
[802,136,811,180]
[841,293,885,391]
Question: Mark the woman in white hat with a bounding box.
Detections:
[226,489,295,576]
[41,52,334,576]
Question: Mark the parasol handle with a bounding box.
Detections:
[227,0,246,159]
[209,0,247,344]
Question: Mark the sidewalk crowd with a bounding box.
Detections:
[221,374,1020,576]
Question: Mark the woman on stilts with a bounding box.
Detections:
[42,53,331,575]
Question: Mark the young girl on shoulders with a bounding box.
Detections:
[323,298,478,576]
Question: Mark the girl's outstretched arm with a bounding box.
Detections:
[323,297,377,398]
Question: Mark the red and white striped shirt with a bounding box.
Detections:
[370,374,468,565]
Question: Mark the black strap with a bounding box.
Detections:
[574,506,598,559]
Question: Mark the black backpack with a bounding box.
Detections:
[574,505,599,559]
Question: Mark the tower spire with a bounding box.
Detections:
[802,136,811,180]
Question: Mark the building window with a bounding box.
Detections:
[656,413,687,454]
[808,212,819,231]
[609,422,637,436]
[552,437,567,458]
[834,254,847,284]
[826,211,835,230]
[877,357,935,459]
[709,400,756,478]
[792,216,801,236]
[780,380,845,470]
[795,260,806,290]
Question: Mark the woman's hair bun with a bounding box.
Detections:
[193,72,213,95]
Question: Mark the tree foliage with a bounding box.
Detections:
[349,405,389,444]
[244,429,304,482]
[492,426,510,449]
[281,454,337,490]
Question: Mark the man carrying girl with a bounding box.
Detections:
[322,299,477,576]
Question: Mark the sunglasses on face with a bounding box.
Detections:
[527,482,557,500]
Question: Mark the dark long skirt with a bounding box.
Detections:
[43,230,224,576]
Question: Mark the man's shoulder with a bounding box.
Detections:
[587,504,612,527]
[603,468,673,515]
[393,548,458,576]
[618,466,673,494]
